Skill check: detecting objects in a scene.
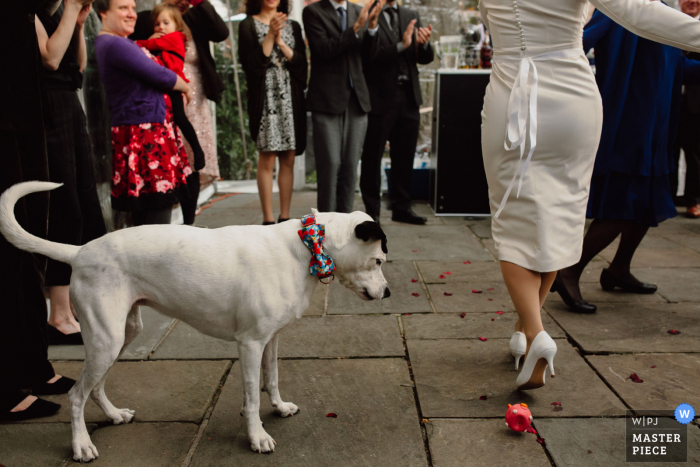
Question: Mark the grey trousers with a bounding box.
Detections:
[312,92,368,213]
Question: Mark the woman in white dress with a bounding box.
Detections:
[479,0,700,389]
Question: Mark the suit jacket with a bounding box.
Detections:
[363,5,433,115]
[238,18,308,155]
[303,0,377,114]
[685,51,700,114]
[131,0,229,103]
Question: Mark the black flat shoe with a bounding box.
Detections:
[552,275,597,314]
[47,325,83,345]
[1,398,61,422]
[278,217,291,223]
[600,268,657,294]
[262,221,275,226]
[32,376,76,396]
[392,210,427,225]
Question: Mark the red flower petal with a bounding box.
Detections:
[460,312,466,318]
[404,313,410,316]
[551,402,561,406]
[487,287,495,291]
[668,330,681,335]
[629,373,644,383]
[488,298,493,301]
[411,293,420,297]
[491,318,495,321]
[412,250,418,252]
[326,413,337,418]
[525,426,538,435]
[651,365,657,368]
[478,337,487,341]
[472,289,482,294]
[495,311,504,315]
[439,275,446,279]
[537,437,546,445]
[411,279,418,282]
[445,272,452,275]
[479,395,487,400]
[464,261,471,264]
[444,292,453,296]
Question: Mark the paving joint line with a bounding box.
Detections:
[182,359,234,467]
[148,318,181,359]
[413,260,438,314]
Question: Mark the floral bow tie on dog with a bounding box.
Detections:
[299,213,336,282]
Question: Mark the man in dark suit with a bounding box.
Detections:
[131,0,229,103]
[359,0,433,224]
[674,0,700,218]
[303,0,384,213]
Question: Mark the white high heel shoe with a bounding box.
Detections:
[515,331,557,390]
[509,332,526,370]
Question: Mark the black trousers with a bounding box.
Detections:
[0,129,55,412]
[360,83,420,217]
[673,104,700,206]
[44,90,107,286]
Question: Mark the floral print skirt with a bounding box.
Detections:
[110,94,192,212]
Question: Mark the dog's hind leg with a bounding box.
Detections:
[89,304,142,425]
[262,334,299,417]
[237,339,277,453]
[68,290,131,463]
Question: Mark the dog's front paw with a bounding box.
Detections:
[110,408,135,425]
[273,401,300,418]
[249,426,276,453]
[73,436,99,463]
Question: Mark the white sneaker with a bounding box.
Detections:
[509,331,526,371]
[515,331,557,390]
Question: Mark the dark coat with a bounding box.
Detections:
[362,5,433,115]
[684,51,700,114]
[131,0,229,103]
[238,17,308,155]
[302,0,377,114]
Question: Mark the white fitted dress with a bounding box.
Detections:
[479,0,700,272]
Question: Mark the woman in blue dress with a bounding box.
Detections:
[554,4,700,313]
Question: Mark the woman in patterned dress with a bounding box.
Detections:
[239,0,308,225]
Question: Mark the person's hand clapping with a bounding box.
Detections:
[367,0,386,29]
[353,1,371,34]
[416,24,432,45]
[402,19,416,49]
[76,4,92,27]
[268,12,288,38]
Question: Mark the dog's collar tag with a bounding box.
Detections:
[298,214,336,282]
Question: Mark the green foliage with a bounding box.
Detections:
[215,38,257,180]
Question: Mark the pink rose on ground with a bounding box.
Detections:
[112,172,121,185]
[156,180,173,193]
[128,153,138,171]
[148,161,159,170]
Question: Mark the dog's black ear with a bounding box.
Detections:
[354,221,388,254]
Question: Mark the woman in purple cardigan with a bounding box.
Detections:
[94,0,192,225]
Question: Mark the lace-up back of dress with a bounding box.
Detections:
[481,0,589,55]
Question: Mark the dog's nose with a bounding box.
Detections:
[383,287,391,299]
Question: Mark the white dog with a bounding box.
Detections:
[0,181,390,462]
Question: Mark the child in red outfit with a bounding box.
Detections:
[136,3,205,225]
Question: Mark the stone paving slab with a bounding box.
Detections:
[578,259,610,283]
[327,261,432,314]
[428,283,515,313]
[381,225,493,262]
[468,221,492,239]
[64,423,198,467]
[190,359,427,467]
[482,239,498,259]
[547,282,665,304]
[587,354,700,414]
[417,261,501,284]
[306,283,327,316]
[536,418,700,467]
[426,419,551,467]
[19,360,229,424]
[633,268,700,303]
[0,423,96,466]
[663,234,700,254]
[401,312,565,340]
[48,307,174,362]
[546,301,700,353]
[152,315,404,359]
[408,338,626,418]
[598,240,700,268]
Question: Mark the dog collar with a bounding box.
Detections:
[298,213,336,284]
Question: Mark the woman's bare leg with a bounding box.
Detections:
[48,285,80,335]
[513,271,555,334]
[277,150,296,220]
[256,152,276,223]
[501,262,545,350]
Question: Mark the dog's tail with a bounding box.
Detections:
[0,182,80,264]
